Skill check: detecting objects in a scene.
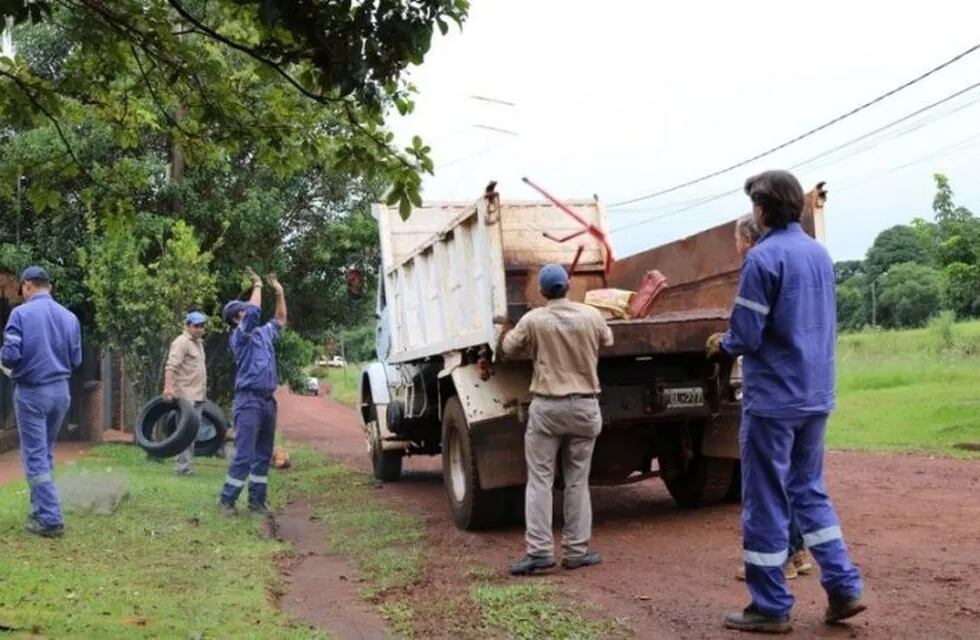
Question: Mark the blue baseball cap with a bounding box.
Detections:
[20,266,50,283]
[185,311,207,326]
[538,263,569,296]
[222,300,249,324]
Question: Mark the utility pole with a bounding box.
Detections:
[871,279,878,327]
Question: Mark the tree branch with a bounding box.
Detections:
[0,68,93,183]
[130,44,196,139]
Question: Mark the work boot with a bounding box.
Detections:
[509,555,555,576]
[825,593,866,624]
[248,501,272,516]
[792,550,814,575]
[724,604,792,634]
[218,501,238,517]
[735,560,798,581]
[562,551,602,570]
[25,518,64,539]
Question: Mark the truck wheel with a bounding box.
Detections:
[368,404,403,482]
[726,464,742,503]
[662,453,735,507]
[441,396,506,530]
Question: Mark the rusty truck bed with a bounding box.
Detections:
[603,308,731,357]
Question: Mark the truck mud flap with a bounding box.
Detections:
[701,408,740,460]
[469,416,527,490]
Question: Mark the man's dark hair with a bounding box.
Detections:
[744,170,805,229]
[26,278,50,288]
[542,285,568,300]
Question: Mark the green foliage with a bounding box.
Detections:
[876,262,943,329]
[928,310,958,352]
[865,225,933,280]
[0,0,464,399]
[834,259,865,285]
[82,216,217,398]
[837,279,868,331]
[942,262,980,318]
[275,328,316,393]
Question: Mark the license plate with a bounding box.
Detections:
[664,387,704,409]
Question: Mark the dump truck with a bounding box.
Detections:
[359,182,827,530]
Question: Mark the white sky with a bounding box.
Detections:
[392,0,980,260]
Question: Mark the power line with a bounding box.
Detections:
[608,78,980,233]
[607,43,980,209]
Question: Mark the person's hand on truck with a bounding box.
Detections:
[705,332,726,359]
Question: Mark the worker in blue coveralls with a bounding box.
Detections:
[1,266,82,538]
[708,171,866,633]
[218,268,286,516]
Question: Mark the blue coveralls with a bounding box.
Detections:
[1,293,82,528]
[721,222,863,617]
[219,305,280,508]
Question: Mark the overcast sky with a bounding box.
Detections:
[392,1,980,261]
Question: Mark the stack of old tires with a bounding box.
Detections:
[135,397,229,458]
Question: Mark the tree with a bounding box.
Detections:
[943,262,980,319]
[837,275,869,331]
[865,225,933,281]
[0,2,462,401]
[834,260,865,285]
[0,1,468,216]
[877,262,943,328]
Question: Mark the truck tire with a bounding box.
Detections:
[135,397,200,458]
[441,396,507,530]
[368,403,403,482]
[194,400,228,458]
[662,453,736,508]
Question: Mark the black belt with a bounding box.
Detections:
[533,393,599,400]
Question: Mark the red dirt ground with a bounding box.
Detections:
[277,390,980,639]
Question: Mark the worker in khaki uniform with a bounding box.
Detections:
[163,311,208,475]
[498,263,613,575]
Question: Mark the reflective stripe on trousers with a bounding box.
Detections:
[740,412,863,617]
[14,381,71,528]
[219,393,276,506]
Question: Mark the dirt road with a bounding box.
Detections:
[278,391,980,639]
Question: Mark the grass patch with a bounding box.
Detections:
[317,366,360,406]
[473,582,625,640]
[832,320,980,457]
[276,446,424,600]
[0,444,326,640]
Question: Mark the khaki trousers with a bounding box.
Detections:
[524,396,602,559]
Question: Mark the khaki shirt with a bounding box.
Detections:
[501,299,613,396]
[165,331,207,402]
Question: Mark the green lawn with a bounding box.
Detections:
[830,319,980,457]
[315,365,360,406]
[0,445,325,640]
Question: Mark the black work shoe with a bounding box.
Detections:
[218,501,238,517]
[248,502,272,516]
[509,555,556,576]
[25,519,64,538]
[825,593,866,624]
[562,551,602,570]
[724,604,792,634]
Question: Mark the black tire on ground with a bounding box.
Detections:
[194,400,228,457]
[135,397,200,458]
[441,396,509,530]
[726,463,742,503]
[659,422,736,508]
[368,403,403,482]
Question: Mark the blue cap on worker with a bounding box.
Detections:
[539,263,569,296]
[222,300,249,325]
[20,265,50,283]
[185,311,207,326]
